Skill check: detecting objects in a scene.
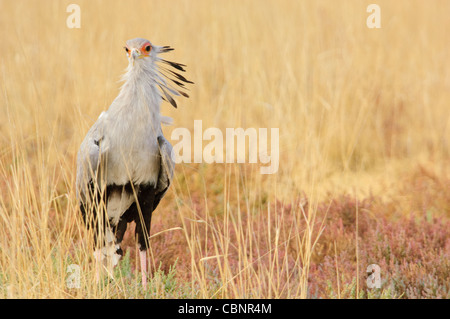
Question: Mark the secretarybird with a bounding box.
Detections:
[76,37,192,288]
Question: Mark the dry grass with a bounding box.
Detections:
[0,0,449,298]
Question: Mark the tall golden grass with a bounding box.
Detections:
[0,0,449,298]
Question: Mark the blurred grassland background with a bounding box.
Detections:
[0,0,449,298]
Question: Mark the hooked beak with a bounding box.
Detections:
[131,48,140,59]
[130,48,141,66]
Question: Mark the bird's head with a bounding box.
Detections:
[122,37,193,108]
[124,38,155,66]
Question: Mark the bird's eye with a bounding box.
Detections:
[145,45,151,52]
[124,47,129,53]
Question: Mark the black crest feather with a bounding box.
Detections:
[156,47,193,108]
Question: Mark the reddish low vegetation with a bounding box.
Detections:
[118,165,449,298]
[309,194,450,298]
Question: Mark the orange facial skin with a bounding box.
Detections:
[124,42,152,58]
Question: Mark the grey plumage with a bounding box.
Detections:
[75,38,191,286]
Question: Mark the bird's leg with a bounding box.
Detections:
[113,216,128,259]
[135,185,155,289]
[136,230,151,289]
[136,222,152,289]
[101,227,121,278]
[139,249,148,290]
[93,222,123,284]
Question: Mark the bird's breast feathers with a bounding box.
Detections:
[94,104,161,186]
[105,134,161,186]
